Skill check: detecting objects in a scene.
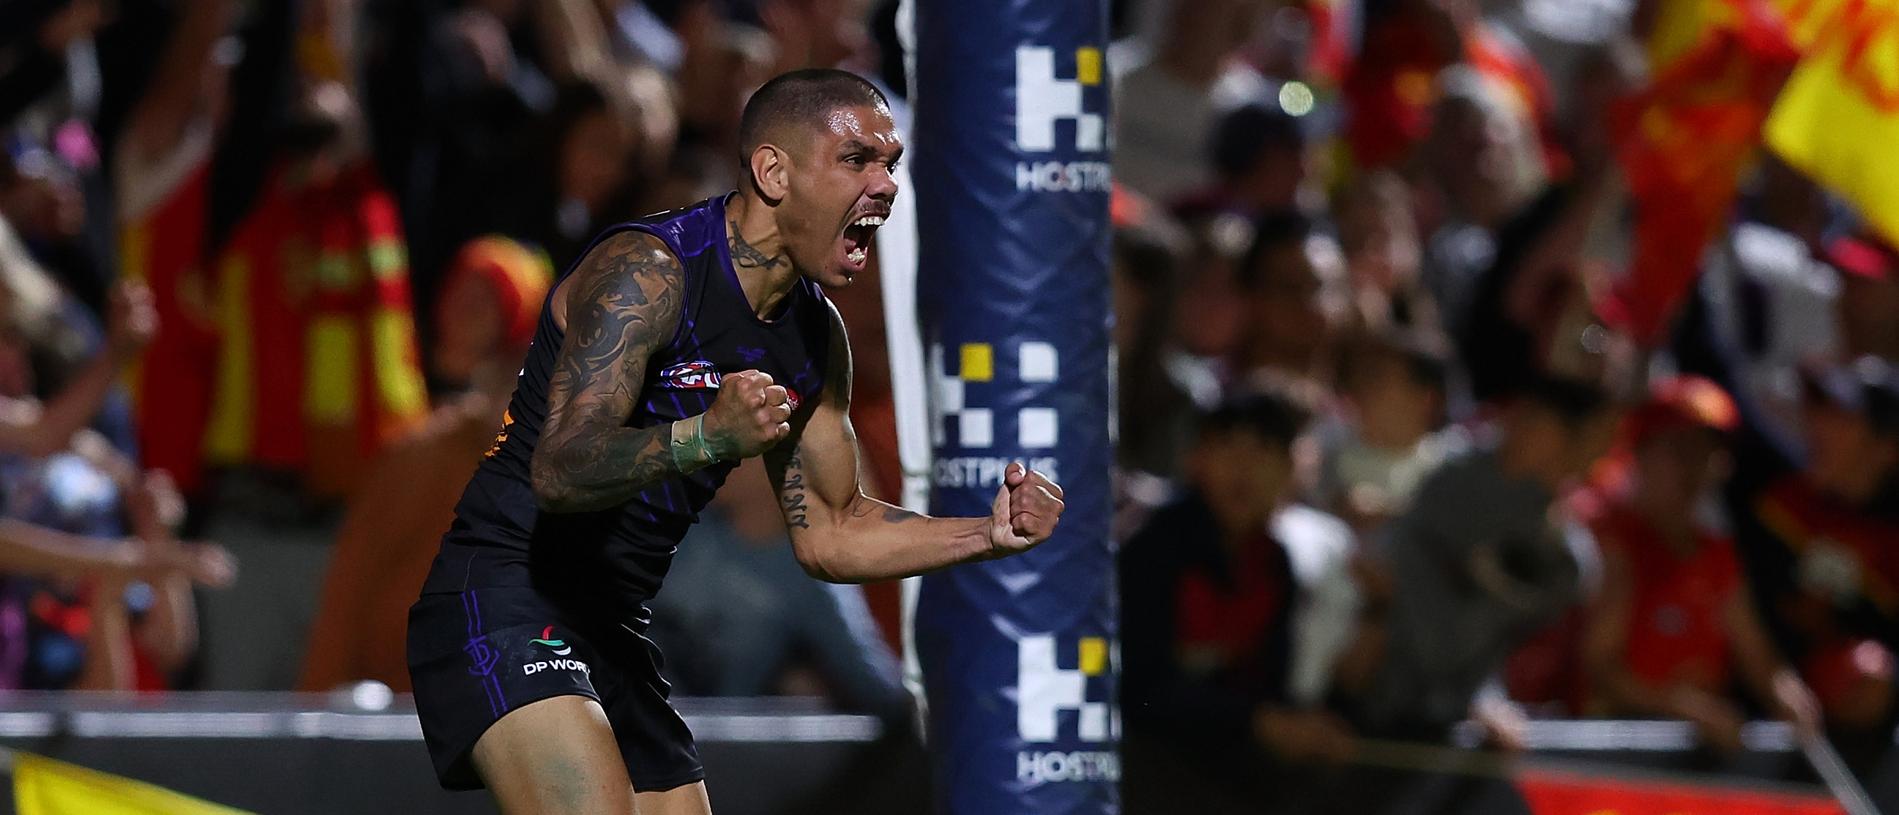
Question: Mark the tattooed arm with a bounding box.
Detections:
[531,231,691,512]
[764,303,1066,583]
[533,230,795,512]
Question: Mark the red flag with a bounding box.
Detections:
[1604,0,1800,345]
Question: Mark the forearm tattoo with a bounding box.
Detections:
[779,452,811,530]
[533,233,685,512]
[847,499,922,525]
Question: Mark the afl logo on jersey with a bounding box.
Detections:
[658,361,723,390]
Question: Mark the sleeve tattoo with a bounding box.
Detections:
[531,232,687,512]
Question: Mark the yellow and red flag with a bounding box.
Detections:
[1764,0,1899,248]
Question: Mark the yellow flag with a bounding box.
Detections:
[13,754,253,815]
[1764,0,1899,246]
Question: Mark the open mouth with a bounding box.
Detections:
[841,213,886,268]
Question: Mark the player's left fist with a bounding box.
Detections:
[986,462,1064,557]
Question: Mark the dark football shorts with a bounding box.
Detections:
[406,586,704,792]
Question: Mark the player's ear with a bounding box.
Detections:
[750,143,791,203]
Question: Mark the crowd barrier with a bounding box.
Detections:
[0,692,925,814]
[1,694,1893,813]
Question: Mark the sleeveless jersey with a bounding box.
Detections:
[422,194,832,629]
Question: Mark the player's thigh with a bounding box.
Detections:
[472,695,636,815]
[635,781,712,815]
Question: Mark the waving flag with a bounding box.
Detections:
[1764,0,1899,247]
[1605,0,1799,345]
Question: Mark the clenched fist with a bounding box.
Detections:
[986,462,1064,556]
[700,369,793,461]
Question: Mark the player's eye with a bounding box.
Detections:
[844,154,867,168]
[886,157,902,172]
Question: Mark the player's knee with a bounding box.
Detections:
[475,697,634,815]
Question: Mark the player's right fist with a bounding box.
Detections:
[702,369,793,460]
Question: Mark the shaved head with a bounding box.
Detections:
[738,69,890,165]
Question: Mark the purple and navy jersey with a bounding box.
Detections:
[425,194,832,628]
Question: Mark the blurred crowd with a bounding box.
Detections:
[1,0,1898,807]
[1109,0,1899,810]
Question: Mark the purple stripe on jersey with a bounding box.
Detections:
[667,391,687,421]
[660,478,683,512]
[462,589,482,635]
[460,591,508,718]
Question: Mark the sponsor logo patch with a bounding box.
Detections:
[658,361,723,390]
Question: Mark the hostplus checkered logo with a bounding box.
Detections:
[1015,634,1120,784]
[929,339,1062,489]
[1014,44,1111,192]
[926,338,1063,486]
[931,340,1059,448]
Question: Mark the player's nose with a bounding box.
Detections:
[868,165,898,200]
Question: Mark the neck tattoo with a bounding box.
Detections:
[729,219,789,272]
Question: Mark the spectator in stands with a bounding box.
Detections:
[0,142,108,316]
[1234,211,1349,387]
[1122,386,1361,812]
[759,0,878,77]
[1168,210,1251,410]
[190,6,429,691]
[298,234,549,693]
[1315,327,1454,535]
[1579,376,1820,752]
[1114,0,1271,205]
[4,445,233,692]
[673,17,775,190]
[1348,372,1619,745]
[515,77,641,268]
[1185,102,1311,219]
[0,503,232,692]
[1730,356,1899,734]
[1112,188,1194,480]
[1681,159,1845,462]
[0,217,146,459]
[1345,0,1559,181]
[0,212,232,691]
[1457,178,1619,408]
[113,0,235,501]
[1334,170,1434,332]
[1415,76,1531,343]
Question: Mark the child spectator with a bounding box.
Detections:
[1122,384,1361,812]
[1580,376,1820,751]
[1316,327,1454,534]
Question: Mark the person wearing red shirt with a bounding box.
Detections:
[1121,385,1360,813]
[1732,357,1899,733]
[1581,376,1819,750]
